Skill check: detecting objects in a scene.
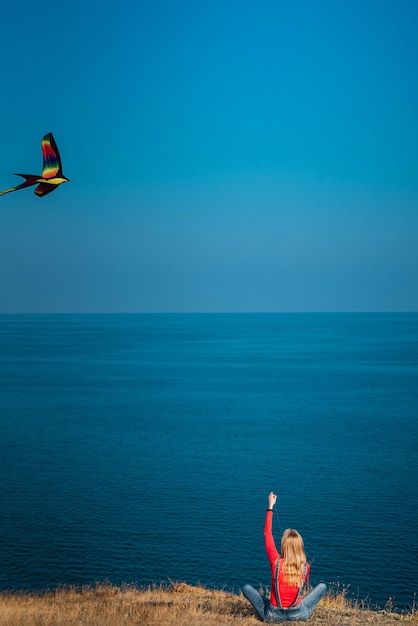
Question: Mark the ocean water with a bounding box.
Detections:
[0,313,417,610]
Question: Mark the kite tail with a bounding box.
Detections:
[0,174,38,196]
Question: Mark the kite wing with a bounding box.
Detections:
[41,133,63,179]
[35,183,57,197]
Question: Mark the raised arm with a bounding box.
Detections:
[264,492,280,566]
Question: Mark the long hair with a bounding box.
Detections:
[280,529,306,587]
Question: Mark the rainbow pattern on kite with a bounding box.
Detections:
[0,132,69,197]
[41,133,63,179]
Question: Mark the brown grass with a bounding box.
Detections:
[0,581,416,626]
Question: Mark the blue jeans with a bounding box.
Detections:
[242,583,327,622]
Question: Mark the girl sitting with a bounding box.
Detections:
[242,492,327,622]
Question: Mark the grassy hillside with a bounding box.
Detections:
[0,581,416,626]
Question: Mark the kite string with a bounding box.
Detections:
[274,506,315,566]
[274,507,283,536]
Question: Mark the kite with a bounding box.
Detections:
[0,132,69,197]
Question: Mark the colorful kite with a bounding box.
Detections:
[0,133,69,197]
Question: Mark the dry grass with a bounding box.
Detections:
[310,583,417,626]
[0,581,416,626]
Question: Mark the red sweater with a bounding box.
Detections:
[264,510,310,608]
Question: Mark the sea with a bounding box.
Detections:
[0,313,417,611]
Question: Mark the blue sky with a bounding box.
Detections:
[0,0,417,312]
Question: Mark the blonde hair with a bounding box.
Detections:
[280,529,306,587]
